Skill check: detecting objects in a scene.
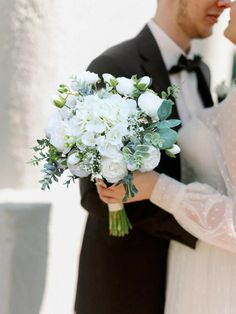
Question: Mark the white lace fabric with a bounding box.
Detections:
[150,88,236,253]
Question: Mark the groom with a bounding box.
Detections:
[75,1,228,313]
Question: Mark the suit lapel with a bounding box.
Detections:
[134,25,179,120]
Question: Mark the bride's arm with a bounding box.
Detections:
[150,174,236,253]
[151,88,236,253]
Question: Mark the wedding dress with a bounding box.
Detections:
[150,88,236,313]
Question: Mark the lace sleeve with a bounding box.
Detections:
[215,88,236,197]
[150,175,236,253]
[150,88,236,253]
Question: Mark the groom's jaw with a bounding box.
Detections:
[206,13,220,24]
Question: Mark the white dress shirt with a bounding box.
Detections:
[148,19,205,124]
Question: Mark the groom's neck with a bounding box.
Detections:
[153,10,191,53]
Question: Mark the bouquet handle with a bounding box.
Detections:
[108,203,132,237]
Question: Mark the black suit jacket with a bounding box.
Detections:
[75,25,211,314]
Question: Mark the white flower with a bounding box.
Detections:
[67,152,80,165]
[138,76,151,88]
[67,152,90,177]
[68,163,90,178]
[127,163,138,172]
[76,71,100,85]
[116,77,135,96]
[81,132,96,146]
[106,124,128,146]
[102,73,116,84]
[166,144,181,155]
[45,112,69,153]
[97,142,122,158]
[85,119,106,133]
[65,95,78,108]
[138,91,164,120]
[101,156,128,183]
[71,80,80,92]
[139,146,161,172]
[126,98,138,115]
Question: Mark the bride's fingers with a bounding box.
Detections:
[98,188,117,199]
[96,179,107,188]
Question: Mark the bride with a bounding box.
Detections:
[97,2,236,313]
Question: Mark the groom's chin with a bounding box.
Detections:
[196,26,214,39]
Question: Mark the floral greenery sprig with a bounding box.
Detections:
[30,71,181,236]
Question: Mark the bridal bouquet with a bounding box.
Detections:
[30,71,181,237]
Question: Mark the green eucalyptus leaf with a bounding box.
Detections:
[158,128,178,149]
[157,100,173,121]
[157,119,182,129]
[136,145,150,152]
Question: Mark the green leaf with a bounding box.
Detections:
[137,83,147,91]
[161,91,168,99]
[157,100,173,121]
[144,133,152,143]
[165,150,176,158]
[158,128,178,149]
[136,145,149,152]
[110,78,118,87]
[157,119,182,129]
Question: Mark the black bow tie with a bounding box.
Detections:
[169,54,214,108]
[169,55,201,73]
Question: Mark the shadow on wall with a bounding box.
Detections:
[0,203,50,314]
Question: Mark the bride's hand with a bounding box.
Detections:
[96,171,159,204]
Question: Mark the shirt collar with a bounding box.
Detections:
[147,19,193,71]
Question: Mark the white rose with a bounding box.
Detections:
[116,77,135,96]
[139,146,161,172]
[76,71,100,85]
[45,112,69,153]
[68,163,90,178]
[138,76,151,88]
[138,91,164,120]
[125,98,138,115]
[101,157,128,183]
[102,73,116,84]
[67,153,90,177]
[166,144,181,155]
[67,152,80,165]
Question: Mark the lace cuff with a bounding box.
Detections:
[150,174,186,214]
